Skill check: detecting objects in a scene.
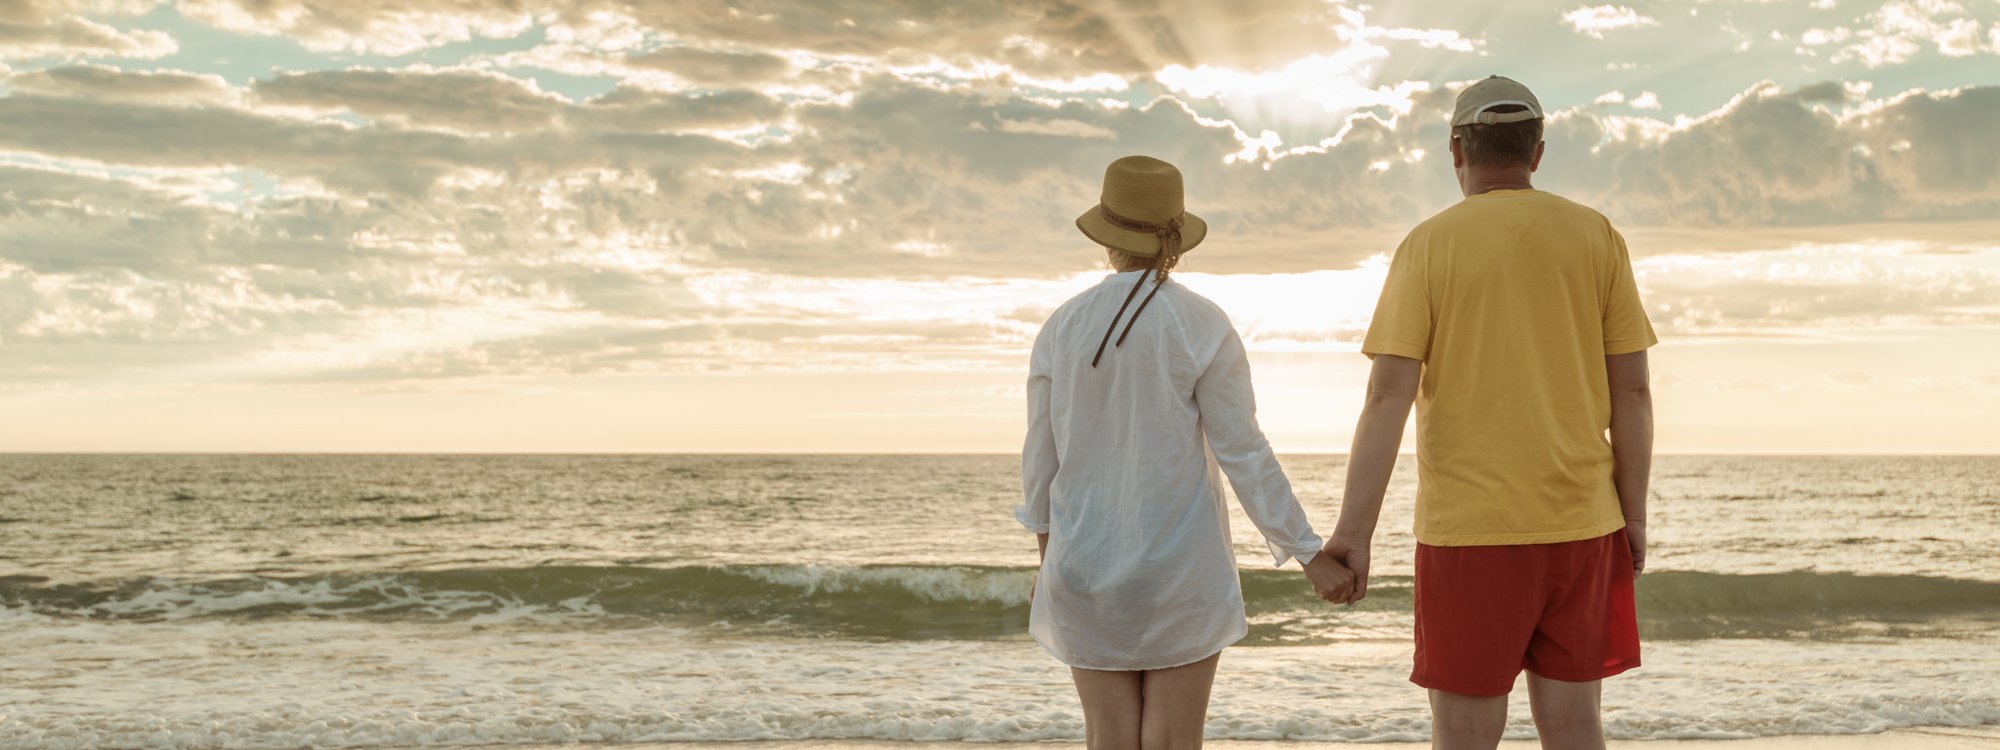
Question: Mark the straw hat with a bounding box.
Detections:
[1075,155,1207,257]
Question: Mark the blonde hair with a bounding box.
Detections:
[1106,248,1180,284]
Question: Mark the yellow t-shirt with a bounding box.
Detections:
[1362,188,1657,547]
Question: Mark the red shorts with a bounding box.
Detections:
[1411,528,1641,696]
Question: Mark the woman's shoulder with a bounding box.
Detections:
[1159,280,1230,328]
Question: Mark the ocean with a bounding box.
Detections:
[2,454,1997,748]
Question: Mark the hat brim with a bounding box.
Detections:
[1075,206,1207,257]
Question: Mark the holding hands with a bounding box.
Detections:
[1301,546,1357,603]
[1311,534,1372,605]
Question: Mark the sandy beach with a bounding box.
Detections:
[454,726,2000,750]
[543,728,2000,750]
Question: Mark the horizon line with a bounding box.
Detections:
[2,451,1995,457]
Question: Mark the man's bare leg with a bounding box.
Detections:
[1138,652,1221,750]
[1071,667,1143,750]
[1525,673,1604,750]
[1429,689,1507,750]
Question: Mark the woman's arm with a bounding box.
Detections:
[1194,327,1354,600]
[1016,328,1057,536]
[1192,326,1324,568]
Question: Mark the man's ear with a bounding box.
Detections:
[1529,140,1545,172]
[1449,136,1465,169]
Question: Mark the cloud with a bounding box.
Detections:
[986,117,1118,139]
[1801,0,1998,67]
[0,1,161,25]
[1561,5,1660,38]
[0,92,488,194]
[575,85,785,132]
[622,46,793,85]
[0,0,1996,390]
[1637,242,2000,335]
[1594,90,1659,109]
[163,0,1483,86]
[1544,82,2000,226]
[253,68,570,133]
[0,14,175,60]
[6,62,235,105]
[175,0,535,56]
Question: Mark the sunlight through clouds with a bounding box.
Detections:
[0,0,1995,450]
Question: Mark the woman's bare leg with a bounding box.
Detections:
[1139,652,1221,750]
[1072,667,1144,750]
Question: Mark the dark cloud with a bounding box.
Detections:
[576,85,784,131]
[253,68,568,132]
[2,0,1996,388]
[1546,83,2000,226]
[0,13,173,60]
[0,1,162,25]
[7,62,232,104]
[0,92,481,193]
[176,0,533,56]
[1644,265,2000,335]
[163,0,1465,78]
[623,46,792,84]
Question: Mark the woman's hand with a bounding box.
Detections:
[1302,551,1356,603]
[1320,534,1372,604]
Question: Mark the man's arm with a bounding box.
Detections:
[1326,353,1422,603]
[1607,350,1652,577]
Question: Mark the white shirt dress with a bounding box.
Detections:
[1015,269,1325,671]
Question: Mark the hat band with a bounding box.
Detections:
[1098,204,1185,256]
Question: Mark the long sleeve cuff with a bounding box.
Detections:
[1014,503,1050,534]
[1267,532,1324,568]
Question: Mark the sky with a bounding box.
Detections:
[0,0,1997,453]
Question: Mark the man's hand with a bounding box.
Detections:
[1320,534,1373,604]
[1302,551,1355,603]
[1625,519,1647,578]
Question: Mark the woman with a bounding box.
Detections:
[1015,155,1354,750]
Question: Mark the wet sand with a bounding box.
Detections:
[452,725,2000,750]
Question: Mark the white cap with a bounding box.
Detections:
[1451,75,1544,127]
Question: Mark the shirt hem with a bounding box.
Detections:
[1033,626,1244,672]
[1415,519,1626,547]
[1361,340,1427,362]
[1604,337,1657,355]
[1270,534,1324,568]
[1012,504,1050,535]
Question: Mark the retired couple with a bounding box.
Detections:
[1014,76,1658,750]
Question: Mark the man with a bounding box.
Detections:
[1319,76,1657,750]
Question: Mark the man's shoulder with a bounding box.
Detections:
[1429,189,1611,224]
[1535,191,1616,227]
[1406,191,1615,251]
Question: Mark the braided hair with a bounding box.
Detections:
[1105,248,1180,284]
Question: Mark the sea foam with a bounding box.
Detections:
[2,618,1997,749]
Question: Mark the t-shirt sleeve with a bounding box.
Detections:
[1602,226,1658,355]
[1360,232,1432,361]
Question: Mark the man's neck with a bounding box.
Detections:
[1462,168,1536,197]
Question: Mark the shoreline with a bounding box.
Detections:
[384,726,2000,749]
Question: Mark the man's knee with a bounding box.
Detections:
[1530,705,1600,738]
[1429,689,1508,748]
[1526,674,1604,748]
